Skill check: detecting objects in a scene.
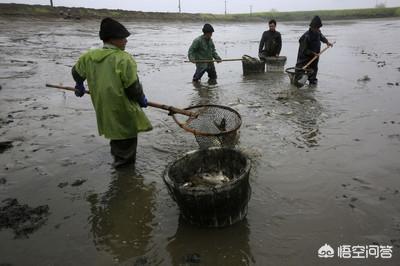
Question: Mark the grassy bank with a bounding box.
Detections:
[232,7,400,21]
[0,3,399,22]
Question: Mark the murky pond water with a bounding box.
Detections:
[0,17,400,265]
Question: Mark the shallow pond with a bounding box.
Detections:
[0,17,399,265]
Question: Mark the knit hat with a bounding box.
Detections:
[202,23,214,33]
[99,17,130,41]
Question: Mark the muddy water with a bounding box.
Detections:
[0,17,400,265]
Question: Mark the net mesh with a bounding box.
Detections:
[285,67,314,86]
[264,56,287,66]
[172,105,242,149]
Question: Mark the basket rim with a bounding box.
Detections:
[172,104,242,137]
[162,147,252,194]
[264,56,287,61]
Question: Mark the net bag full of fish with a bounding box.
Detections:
[163,147,251,228]
[242,55,265,75]
[264,56,287,72]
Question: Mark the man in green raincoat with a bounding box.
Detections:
[188,23,222,85]
[71,18,152,168]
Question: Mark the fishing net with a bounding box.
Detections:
[171,105,242,149]
[285,67,314,87]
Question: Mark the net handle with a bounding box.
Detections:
[46,84,197,117]
[46,83,90,94]
[171,104,242,137]
[148,102,197,117]
[303,42,335,69]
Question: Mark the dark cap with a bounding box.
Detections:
[99,17,130,41]
[202,23,214,33]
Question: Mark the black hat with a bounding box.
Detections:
[310,16,322,28]
[202,23,214,33]
[99,18,130,41]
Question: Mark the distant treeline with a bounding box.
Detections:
[0,3,399,22]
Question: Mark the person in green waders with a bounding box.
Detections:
[188,23,222,85]
[71,18,152,168]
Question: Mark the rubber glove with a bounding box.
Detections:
[75,82,85,97]
[138,95,148,108]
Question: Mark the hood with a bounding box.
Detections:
[310,16,322,28]
[88,48,119,63]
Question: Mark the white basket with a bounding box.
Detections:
[265,56,287,72]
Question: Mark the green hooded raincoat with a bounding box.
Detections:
[74,46,152,140]
[188,35,221,69]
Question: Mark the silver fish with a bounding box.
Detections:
[186,171,230,188]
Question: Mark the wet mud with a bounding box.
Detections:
[0,18,400,265]
[0,141,13,153]
[0,198,49,238]
[70,179,87,187]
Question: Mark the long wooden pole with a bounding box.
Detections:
[303,43,335,70]
[45,84,197,117]
[184,58,243,63]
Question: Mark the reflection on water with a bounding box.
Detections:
[190,82,220,106]
[87,168,156,264]
[167,218,254,265]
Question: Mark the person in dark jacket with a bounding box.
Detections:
[259,19,282,60]
[188,23,222,84]
[295,16,333,85]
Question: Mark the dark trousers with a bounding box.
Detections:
[193,63,217,81]
[110,137,138,167]
[307,58,319,83]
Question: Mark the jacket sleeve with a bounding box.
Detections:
[71,65,85,84]
[72,53,87,83]
[120,56,138,88]
[188,39,198,61]
[276,32,282,55]
[211,40,221,60]
[320,32,328,44]
[120,56,144,101]
[124,78,144,102]
[259,32,265,53]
